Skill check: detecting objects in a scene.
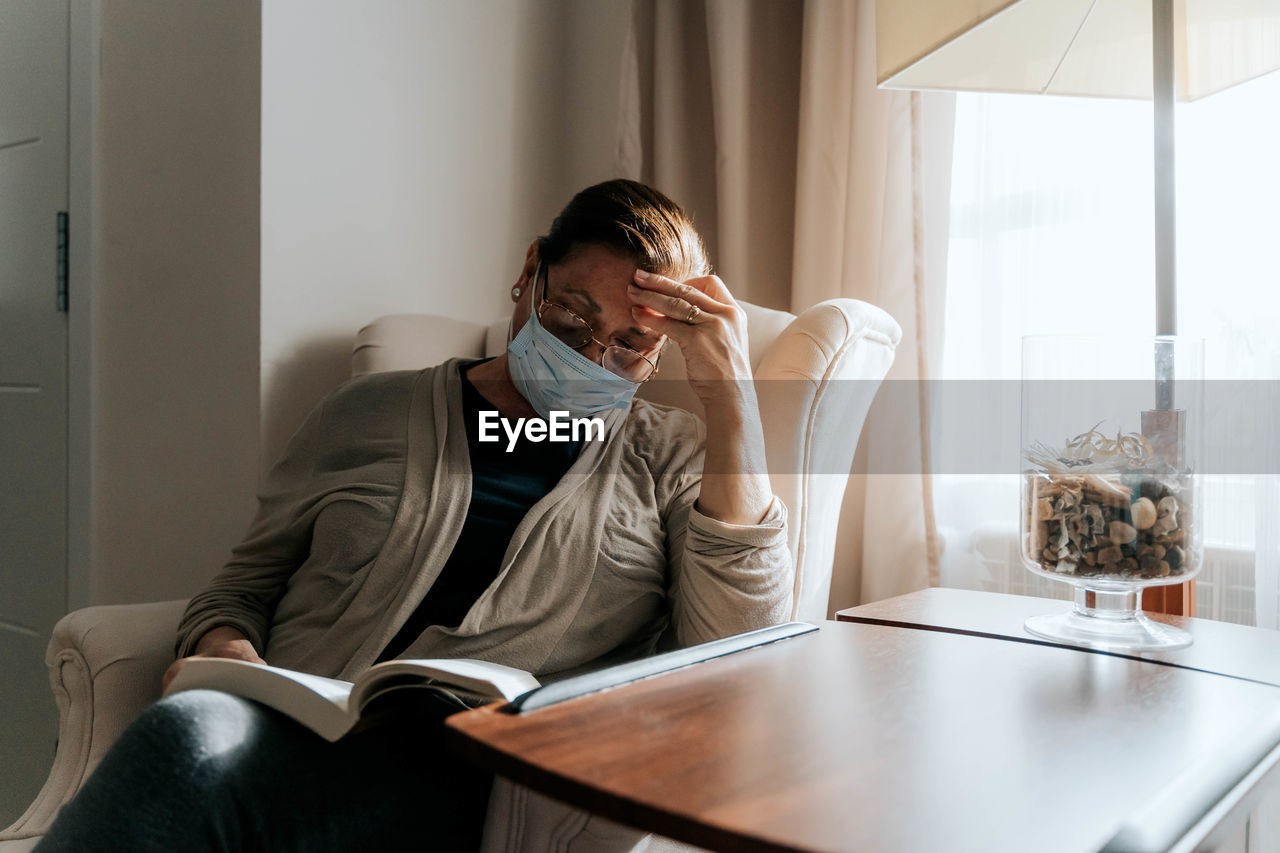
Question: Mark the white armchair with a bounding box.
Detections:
[0,298,900,851]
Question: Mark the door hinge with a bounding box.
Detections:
[56,211,68,312]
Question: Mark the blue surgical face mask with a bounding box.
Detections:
[506,269,639,420]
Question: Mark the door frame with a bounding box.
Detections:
[67,0,99,610]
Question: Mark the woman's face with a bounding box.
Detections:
[510,242,666,365]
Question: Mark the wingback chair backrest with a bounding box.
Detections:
[352,299,900,621]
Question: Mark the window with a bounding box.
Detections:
[937,72,1280,626]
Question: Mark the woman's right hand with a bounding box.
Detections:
[161,625,266,692]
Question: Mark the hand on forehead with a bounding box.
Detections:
[545,245,668,352]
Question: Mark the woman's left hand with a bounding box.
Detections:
[628,270,752,403]
[629,268,772,524]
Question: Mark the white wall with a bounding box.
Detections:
[87,0,262,605]
[559,1,635,186]
[260,0,632,470]
[76,0,631,602]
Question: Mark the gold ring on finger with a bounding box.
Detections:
[685,304,701,324]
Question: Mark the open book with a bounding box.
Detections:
[163,656,540,742]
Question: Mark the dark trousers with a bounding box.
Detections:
[35,689,492,852]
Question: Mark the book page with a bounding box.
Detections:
[353,658,539,708]
[165,658,357,742]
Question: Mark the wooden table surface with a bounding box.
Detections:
[836,587,1280,688]
[445,618,1280,853]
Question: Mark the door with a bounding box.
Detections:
[0,0,70,826]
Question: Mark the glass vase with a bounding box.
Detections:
[1020,335,1203,651]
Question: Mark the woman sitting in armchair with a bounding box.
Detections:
[35,179,791,852]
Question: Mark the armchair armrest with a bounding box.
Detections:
[1,600,187,841]
[755,298,900,622]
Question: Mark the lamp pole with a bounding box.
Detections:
[1153,0,1177,410]
[1144,0,1192,617]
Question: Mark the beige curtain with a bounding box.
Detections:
[616,0,802,310]
[617,0,955,610]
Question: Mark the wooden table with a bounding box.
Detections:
[836,587,1280,687]
[445,601,1280,853]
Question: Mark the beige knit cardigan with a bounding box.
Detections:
[175,359,792,681]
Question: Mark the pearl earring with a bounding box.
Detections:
[511,285,522,299]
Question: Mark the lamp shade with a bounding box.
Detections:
[877,0,1280,101]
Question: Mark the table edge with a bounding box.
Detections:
[835,592,1280,690]
[443,707,812,853]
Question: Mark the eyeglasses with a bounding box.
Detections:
[535,263,662,383]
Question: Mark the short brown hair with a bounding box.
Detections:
[537,179,711,281]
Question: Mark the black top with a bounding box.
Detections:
[376,360,581,662]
